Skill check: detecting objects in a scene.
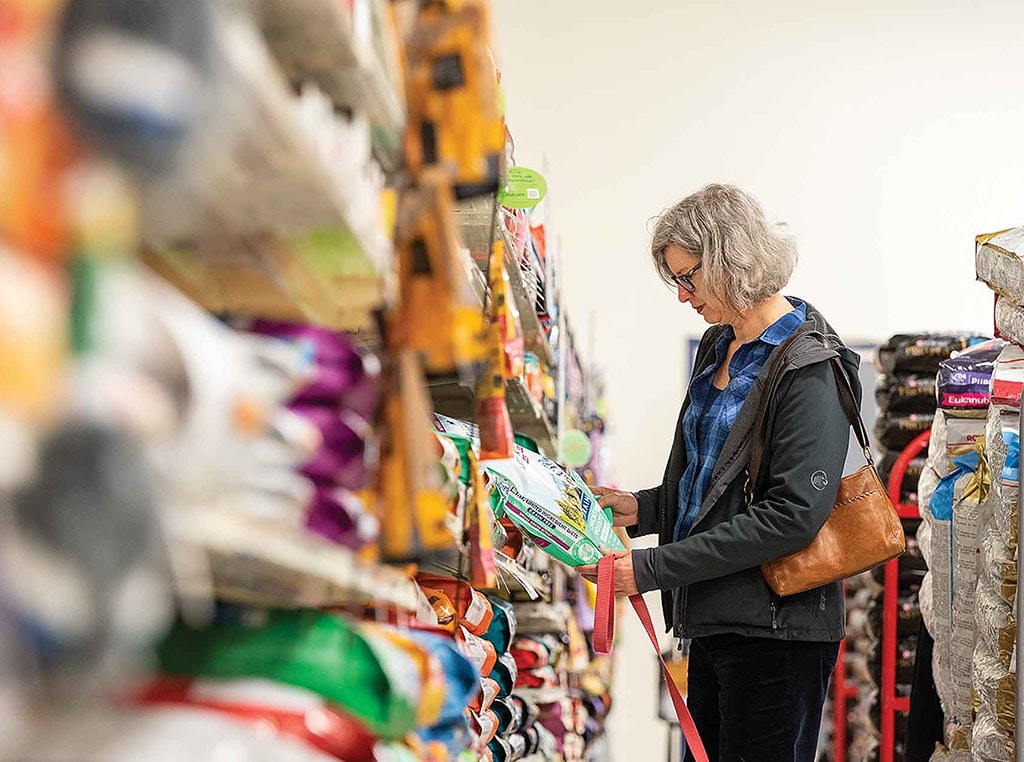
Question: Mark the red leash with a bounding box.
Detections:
[592,554,709,762]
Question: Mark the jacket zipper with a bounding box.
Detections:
[771,600,778,630]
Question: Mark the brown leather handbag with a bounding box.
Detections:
[748,348,906,597]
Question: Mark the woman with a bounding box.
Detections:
[580,184,860,762]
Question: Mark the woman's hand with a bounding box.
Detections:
[592,487,639,528]
[578,549,639,597]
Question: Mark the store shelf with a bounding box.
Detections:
[419,533,550,602]
[139,8,387,333]
[455,195,556,367]
[514,602,572,634]
[429,375,557,458]
[171,506,421,612]
[257,0,405,168]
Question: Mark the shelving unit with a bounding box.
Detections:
[257,0,405,168]
[419,529,551,602]
[3,1,614,759]
[429,374,558,458]
[139,7,388,333]
[170,506,422,612]
[456,195,556,367]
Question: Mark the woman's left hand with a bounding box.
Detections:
[578,549,639,597]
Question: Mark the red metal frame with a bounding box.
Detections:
[832,429,930,762]
[881,430,931,762]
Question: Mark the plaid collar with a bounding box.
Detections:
[717,297,807,349]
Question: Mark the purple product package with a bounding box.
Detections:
[250,319,380,418]
[289,404,376,489]
[305,487,378,549]
[936,339,1002,412]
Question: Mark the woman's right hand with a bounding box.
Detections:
[592,487,639,528]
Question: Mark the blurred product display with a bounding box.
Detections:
[0,1,614,761]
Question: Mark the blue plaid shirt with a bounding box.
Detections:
[673,300,807,541]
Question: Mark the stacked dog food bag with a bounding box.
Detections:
[916,337,1000,760]
[970,228,1024,761]
[845,335,969,759]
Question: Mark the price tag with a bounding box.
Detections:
[498,167,547,209]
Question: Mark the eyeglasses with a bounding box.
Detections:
[670,261,702,293]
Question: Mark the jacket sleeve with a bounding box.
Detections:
[627,486,661,538]
[632,360,851,593]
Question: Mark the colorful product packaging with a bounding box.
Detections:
[432,414,625,567]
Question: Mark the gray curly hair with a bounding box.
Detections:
[650,184,798,312]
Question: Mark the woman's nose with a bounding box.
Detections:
[677,285,692,303]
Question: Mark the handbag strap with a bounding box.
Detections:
[592,555,709,762]
[747,340,872,495]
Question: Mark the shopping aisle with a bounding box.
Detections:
[0,2,616,761]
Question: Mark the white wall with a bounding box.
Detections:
[492,0,1024,759]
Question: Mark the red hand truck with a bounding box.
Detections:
[832,429,930,762]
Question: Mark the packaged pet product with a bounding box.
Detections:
[991,344,1024,412]
[994,420,1020,548]
[929,450,981,715]
[432,415,625,567]
[879,451,927,497]
[980,523,1017,608]
[949,441,991,728]
[876,374,938,415]
[876,333,987,375]
[996,296,1024,347]
[976,227,1024,303]
[971,709,1015,762]
[929,411,953,476]
[975,566,1015,670]
[875,412,936,451]
[973,647,1016,733]
[936,339,1002,415]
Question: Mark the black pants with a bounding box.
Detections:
[683,634,839,762]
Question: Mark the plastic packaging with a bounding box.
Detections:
[456,626,498,677]
[491,653,518,698]
[875,374,938,415]
[129,676,379,762]
[980,523,1017,607]
[876,333,986,375]
[949,439,990,726]
[995,295,1024,347]
[482,595,517,654]
[991,344,1024,412]
[975,568,1015,670]
[488,240,525,381]
[874,412,935,451]
[470,678,500,714]
[156,609,419,738]
[994,419,1020,549]
[305,487,378,549]
[929,410,953,476]
[976,227,1024,303]
[936,339,1003,413]
[416,576,494,636]
[405,630,480,727]
[970,709,1015,762]
[248,319,379,418]
[973,647,1016,733]
[433,415,625,567]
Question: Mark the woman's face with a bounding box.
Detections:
[664,245,736,326]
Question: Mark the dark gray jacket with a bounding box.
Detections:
[630,301,860,641]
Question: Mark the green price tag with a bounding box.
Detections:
[498,166,547,209]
